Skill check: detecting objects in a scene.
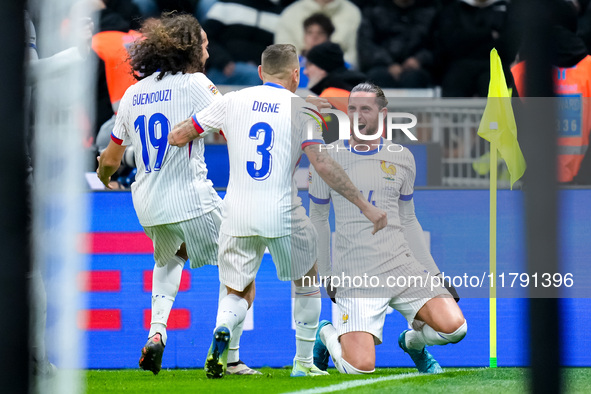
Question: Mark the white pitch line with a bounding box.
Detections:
[283,372,423,394]
[284,369,484,394]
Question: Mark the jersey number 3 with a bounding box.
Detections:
[134,113,170,173]
[247,122,274,180]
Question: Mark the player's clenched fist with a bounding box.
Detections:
[168,118,200,147]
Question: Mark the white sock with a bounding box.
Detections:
[320,323,343,370]
[149,323,167,344]
[216,294,248,339]
[340,358,374,374]
[228,320,244,364]
[150,256,185,345]
[293,286,321,367]
[320,324,375,374]
[218,283,243,364]
[405,321,467,350]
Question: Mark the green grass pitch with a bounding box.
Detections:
[86,367,591,393]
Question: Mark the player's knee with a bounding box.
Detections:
[442,314,466,333]
[440,319,467,344]
[437,311,466,334]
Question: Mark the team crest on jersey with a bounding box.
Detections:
[380,161,397,181]
[208,84,219,95]
[342,313,349,324]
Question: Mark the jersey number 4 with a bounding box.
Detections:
[134,113,170,173]
[247,122,274,180]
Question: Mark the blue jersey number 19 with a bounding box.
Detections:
[134,113,170,173]
[247,122,274,180]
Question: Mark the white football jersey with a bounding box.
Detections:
[309,139,416,277]
[193,82,324,237]
[112,72,222,227]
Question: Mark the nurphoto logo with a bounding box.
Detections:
[304,107,418,145]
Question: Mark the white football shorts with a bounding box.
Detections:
[217,220,318,291]
[335,256,451,344]
[143,208,222,269]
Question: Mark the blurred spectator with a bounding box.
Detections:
[348,0,381,9]
[130,1,207,21]
[103,0,144,29]
[358,0,437,88]
[304,42,366,142]
[92,2,142,137]
[512,0,591,184]
[130,0,161,17]
[302,13,334,57]
[298,13,335,87]
[196,0,217,20]
[156,0,197,13]
[577,0,591,52]
[432,0,519,97]
[275,0,361,67]
[203,0,282,85]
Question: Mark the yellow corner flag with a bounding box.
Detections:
[477,49,526,189]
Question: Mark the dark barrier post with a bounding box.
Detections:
[0,1,30,392]
[520,0,561,392]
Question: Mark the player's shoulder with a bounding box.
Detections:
[119,77,143,105]
[242,84,295,96]
[126,73,156,91]
[191,72,222,95]
[378,141,415,163]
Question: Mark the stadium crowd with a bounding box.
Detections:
[28,0,591,183]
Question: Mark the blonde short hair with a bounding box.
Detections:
[261,44,299,78]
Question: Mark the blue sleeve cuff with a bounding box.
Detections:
[400,193,413,201]
[309,194,330,204]
[301,139,324,149]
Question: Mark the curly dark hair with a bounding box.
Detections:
[129,12,205,80]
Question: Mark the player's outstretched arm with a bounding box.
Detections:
[309,200,331,277]
[305,95,332,111]
[399,198,440,275]
[304,144,387,234]
[168,118,203,147]
[97,141,126,189]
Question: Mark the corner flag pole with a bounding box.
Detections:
[489,134,498,369]
[478,48,526,369]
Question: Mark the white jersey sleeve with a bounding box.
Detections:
[190,73,222,111]
[308,164,331,205]
[192,92,230,137]
[111,97,132,146]
[399,150,416,201]
[309,164,332,277]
